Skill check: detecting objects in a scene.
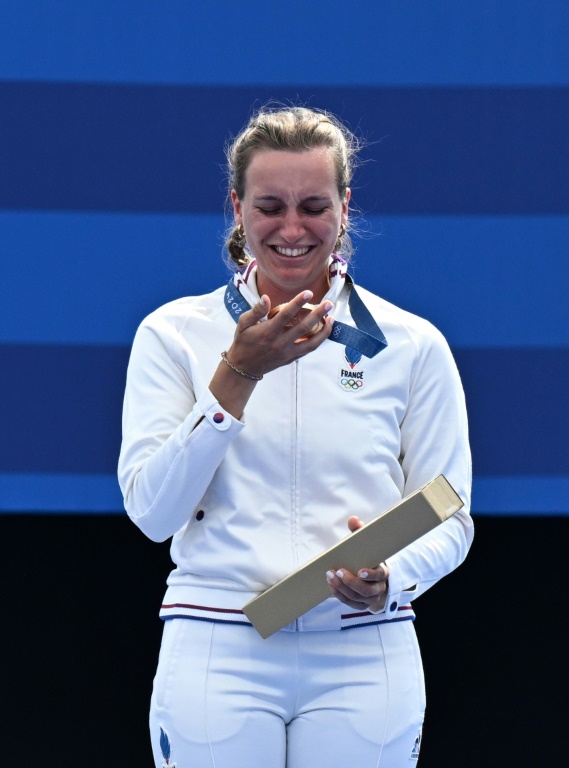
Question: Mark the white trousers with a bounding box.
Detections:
[149,618,425,767]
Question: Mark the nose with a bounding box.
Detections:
[280,211,305,242]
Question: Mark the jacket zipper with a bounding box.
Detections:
[293,359,300,630]
[292,359,300,569]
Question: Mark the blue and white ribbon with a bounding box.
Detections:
[224,257,388,359]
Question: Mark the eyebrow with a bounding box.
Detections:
[252,195,333,202]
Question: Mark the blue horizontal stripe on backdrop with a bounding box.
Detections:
[2,212,568,349]
[1,1,569,85]
[1,474,568,515]
[0,213,230,348]
[0,473,123,513]
[1,83,568,215]
[1,344,568,478]
[473,477,569,515]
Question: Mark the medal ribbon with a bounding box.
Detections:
[224,271,387,359]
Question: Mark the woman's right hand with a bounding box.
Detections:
[226,290,334,379]
[208,290,333,419]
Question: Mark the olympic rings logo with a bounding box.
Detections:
[340,377,363,389]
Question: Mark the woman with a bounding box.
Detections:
[118,106,473,767]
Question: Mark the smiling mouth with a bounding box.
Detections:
[272,245,313,257]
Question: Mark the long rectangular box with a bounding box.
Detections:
[242,474,464,638]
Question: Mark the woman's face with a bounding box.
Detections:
[232,148,349,305]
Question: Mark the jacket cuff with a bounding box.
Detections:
[195,389,245,434]
[374,556,419,617]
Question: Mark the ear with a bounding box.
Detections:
[231,190,242,224]
[342,188,351,222]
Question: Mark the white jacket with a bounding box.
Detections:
[118,276,473,631]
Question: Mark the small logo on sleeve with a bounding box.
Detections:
[410,727,422,760]
[159,726,177,767]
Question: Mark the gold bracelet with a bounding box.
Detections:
[220,351,263,381]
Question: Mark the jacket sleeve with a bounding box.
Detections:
[117,316,244,542]
[380,323,473,616]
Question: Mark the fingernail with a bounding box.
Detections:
[259,296,267,308]
[360,571,369,579]
[324,301,333,312]
[303,291,313,301]
[326,570,335,581]
[336,570,344,580]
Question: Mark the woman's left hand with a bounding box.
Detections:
[326,516,390,613]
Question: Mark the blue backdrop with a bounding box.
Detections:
[1,1,568,514]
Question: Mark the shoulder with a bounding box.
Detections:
[138,285,227,336]
[128,285,229,365]
[354,283,449,353]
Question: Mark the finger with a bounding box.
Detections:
[326,571,368,608]
[291,301,334,343]
[326,576,384,611]
[326,569,374,601]
[328,590,370,611]
[328,568,388,601]
[347,515,364,533]
[236,295,271,330]
[358,564,390,583]
[268,291,315,328]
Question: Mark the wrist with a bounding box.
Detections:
[221,350,263,381]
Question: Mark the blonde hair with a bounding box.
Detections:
[225,105,361,268]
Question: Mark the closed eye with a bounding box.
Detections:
[256,205,329,216]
